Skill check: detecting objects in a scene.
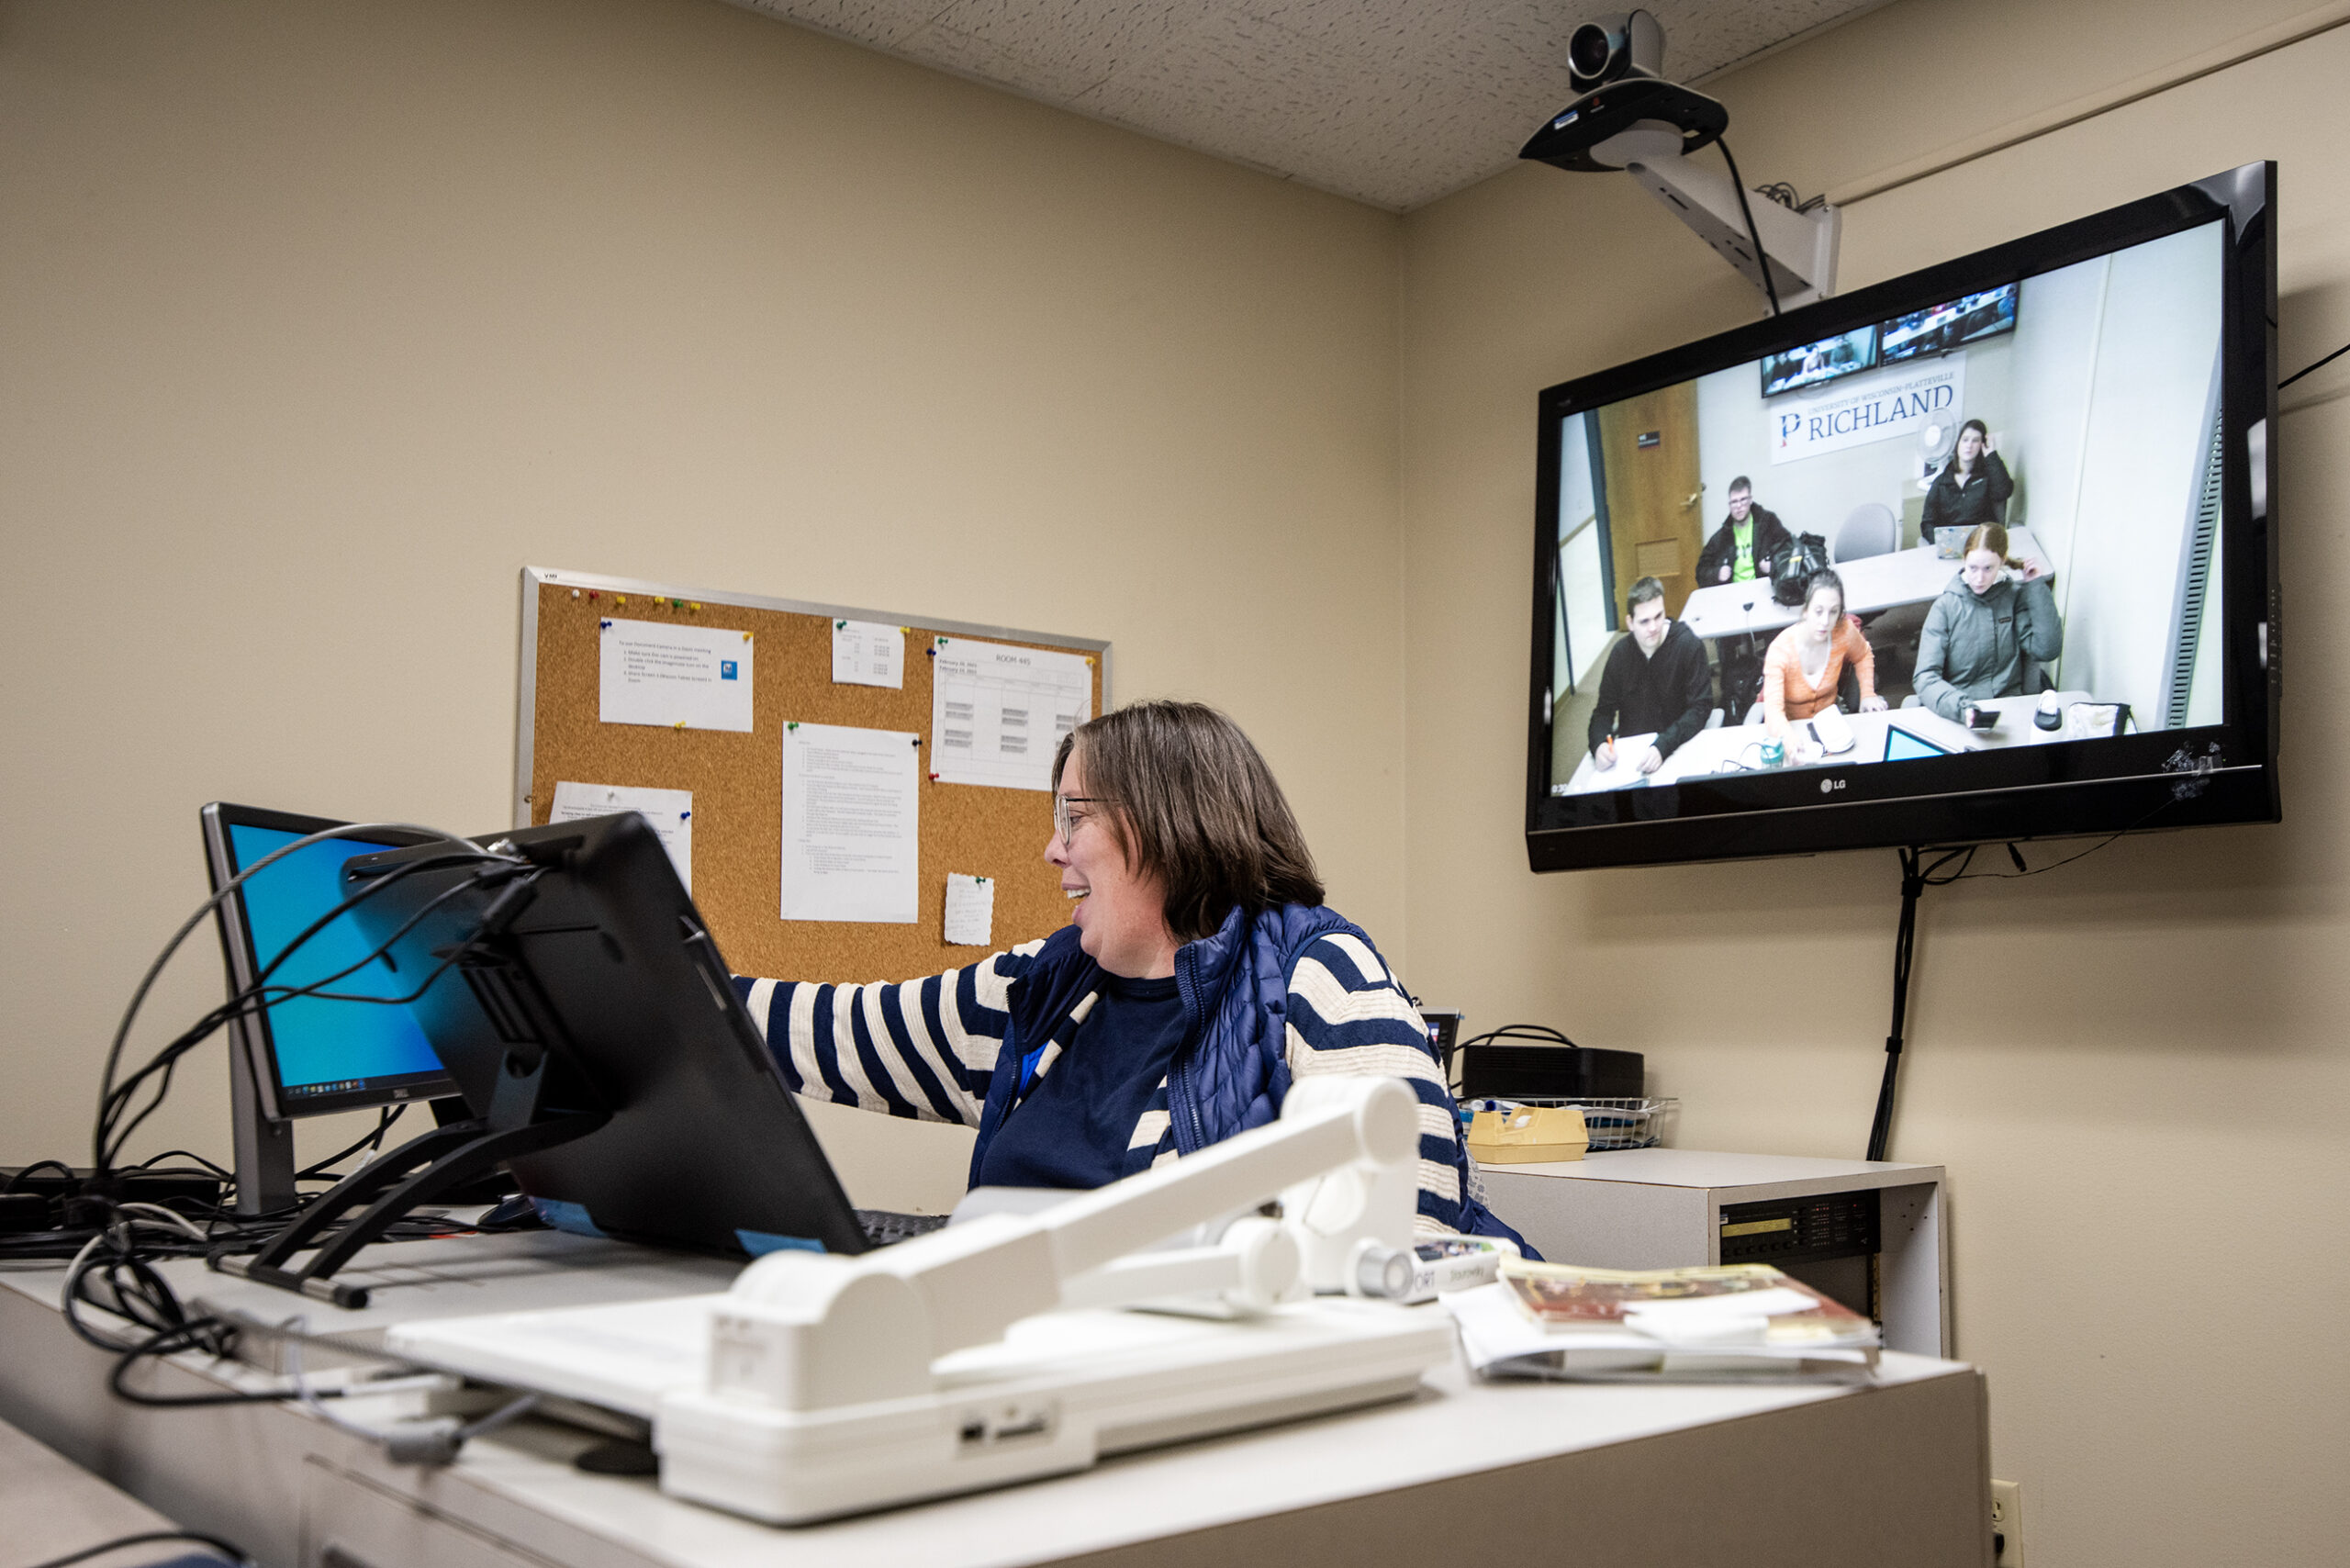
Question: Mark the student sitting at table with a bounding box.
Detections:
[1912,522,2064,722]
[1586,576,1714,777]
[1920,420,2013,535]
[1695,476,1793,586]
[1757,570,1886,748]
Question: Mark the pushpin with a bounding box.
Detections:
[571,588,580,599]
[587,590,599,600]
[788,721,800,731]
[616,595,627,606]
[674,720,687,730]
[689,602,701,611]
[836,620,847,631]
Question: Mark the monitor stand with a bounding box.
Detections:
[228,1026,297,1217]
[211,1039,607,1310]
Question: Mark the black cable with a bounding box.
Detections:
[1716,136,1781,316]
[106,1321,351,1407]
[5,1159,74,1192]
[129,1149,232,1179]
[100,857,519,1170]
[1867,845,1972,1162]
[99,849,490,1159]
[2280,338,2350,388]
[92,824,514,1176]
[28,1531,248,1568]
[297,1105,406,1182]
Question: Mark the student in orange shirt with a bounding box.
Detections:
[1761,570,1886,749]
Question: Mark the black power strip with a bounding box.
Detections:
[0,1167,225,1233]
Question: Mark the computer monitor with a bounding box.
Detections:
[329,812,871,1264]
[201,803,460,1211]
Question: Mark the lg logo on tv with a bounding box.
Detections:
[1819,778,1847,794]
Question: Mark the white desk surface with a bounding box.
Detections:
[1481,1147,1943,1192]
[1679,525,2050,642]
[0,1236,1987,1568]
[1558,690,2091,797]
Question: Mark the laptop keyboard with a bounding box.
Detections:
[856,1207,950,1247]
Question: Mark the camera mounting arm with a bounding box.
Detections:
[1520,10,1841,309]
[1609,126,1841,308]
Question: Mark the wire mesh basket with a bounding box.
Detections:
[1460,1096,1678,1151]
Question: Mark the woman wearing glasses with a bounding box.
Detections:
[734,700,1525,1244]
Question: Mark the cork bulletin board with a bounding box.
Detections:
[515,566,1109,984]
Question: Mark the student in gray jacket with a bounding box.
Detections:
[1913,522,2065,722]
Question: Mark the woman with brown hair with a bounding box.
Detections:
[1920,419,2014,535]
[734,700,1524,1243]
[1759,569,1886,751]
[1912,522,2064,722]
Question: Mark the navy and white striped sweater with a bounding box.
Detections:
[733,926,1481,1237]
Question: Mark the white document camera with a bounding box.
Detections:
[390,1077,1456,1523]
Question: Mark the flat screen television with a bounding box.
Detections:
[1529,162,2278,872]
[1878,283,2020,367]
[1760,325,1879,398]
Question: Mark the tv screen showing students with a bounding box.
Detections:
[1545,215,2230,802]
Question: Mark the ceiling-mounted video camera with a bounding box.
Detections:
[1522,9,1726,174]
[1566,10,1663,93]
[1517,9,1839,309]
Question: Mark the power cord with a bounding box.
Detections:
[2280,338,2350,388]
[1715,136,1781,316]
[282,1322,540,1465]
[29,1532,249,1568]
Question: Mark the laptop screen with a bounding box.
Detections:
[1883,725,1955,763]
[220,819,453,1114]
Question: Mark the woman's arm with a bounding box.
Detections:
[732,943,1045,1130]
[1761,637,1792,737]
[1847,619,1879,704]
[1911,599,1966,722]
[1281,934,1477,1238]
[2015,577,2064,664]
[1984,450,2015,508]
[1920,475,1952,533]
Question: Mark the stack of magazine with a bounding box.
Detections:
[1444,1259,1881,1383]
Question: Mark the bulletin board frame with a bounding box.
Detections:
[515,566,1111,983]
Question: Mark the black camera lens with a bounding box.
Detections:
[1568,22,1617,81]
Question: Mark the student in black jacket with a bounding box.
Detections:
[1921,420,2013,535]
[1586,577,1715,777]
[1695,476,1793,586]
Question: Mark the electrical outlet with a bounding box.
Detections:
[1990,1479,2023,1566]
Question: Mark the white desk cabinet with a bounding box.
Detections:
[1483,1148,1951,1357]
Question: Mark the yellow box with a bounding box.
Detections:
[1467,1105,1589,1164]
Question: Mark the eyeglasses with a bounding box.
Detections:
[1052,795,1102,847]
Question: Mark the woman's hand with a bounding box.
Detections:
[1860,695,1888,713]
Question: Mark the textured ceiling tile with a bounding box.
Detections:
[931,0,1201,84]
[732,0,1889,209]
[726,0,950,51]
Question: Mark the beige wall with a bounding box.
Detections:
[0,0,1403,1205]
[1401,1,2350,1562]
[8,0,2347,1562]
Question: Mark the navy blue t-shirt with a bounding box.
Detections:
[974,972,1187,1189]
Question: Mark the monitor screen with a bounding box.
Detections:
[1529,164,2278,871]
[1878,284,2020,366]
[208,810,455,1116]
[1760,326,1879,398]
